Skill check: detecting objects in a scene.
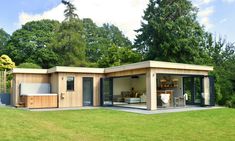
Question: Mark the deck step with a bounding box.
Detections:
[15,105,24,108]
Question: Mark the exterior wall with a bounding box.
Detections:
[11,73,50,106]
[50,73,59,94]
[203,77,210,105]
[57,73,104,108]
[146,68,157,110]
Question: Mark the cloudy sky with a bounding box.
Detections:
[0,0,235,42]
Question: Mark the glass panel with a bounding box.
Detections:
[67,76,74,91]
[183,77,202,105]
[194,77,201,104]
[83,78,93,106]
[101,78,113,106]
[183,77,193,104]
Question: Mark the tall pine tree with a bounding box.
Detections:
[50,1,86,66]
[135,0,205,64]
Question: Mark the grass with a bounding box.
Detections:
[0,107,235,141]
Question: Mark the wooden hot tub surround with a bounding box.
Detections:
[22,94,57,108]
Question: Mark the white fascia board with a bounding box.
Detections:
[48,66,105,74]
[149,61,213,71]
[11,68,48,74]
[104,61,150,73]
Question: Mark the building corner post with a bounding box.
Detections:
[146,69,157,110]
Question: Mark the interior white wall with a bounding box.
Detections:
[113,77,131,95]
[113,75,146,95]
[131,75,146,93]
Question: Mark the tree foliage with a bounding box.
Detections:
[83,18,138,65]
[5,20,60,68]
[135,0,204,63]
[0,29,10,54]
[17,62,42,69]
[50,18,86,66]
[203,33,235,104]
[62,0,78,21]
[97,44,141,67]
[0,55,15,71]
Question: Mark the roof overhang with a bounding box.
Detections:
[11,61,213,74]
[47,66,105,74]
[104,61,213,73]
[11,68,48,74]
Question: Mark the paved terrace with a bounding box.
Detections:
[17,105,225,114]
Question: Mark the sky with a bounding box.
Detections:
[0,0,235,42]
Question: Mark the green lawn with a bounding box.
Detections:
[0,107,235,141]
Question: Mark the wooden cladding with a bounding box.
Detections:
[23,95,57,108]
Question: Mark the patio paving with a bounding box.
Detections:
[26,106,99,112]
[14,105,224,114]
[105,106,224,114]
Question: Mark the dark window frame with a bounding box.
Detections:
[67,76,75,91]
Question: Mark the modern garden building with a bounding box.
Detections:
[11,61,215,110]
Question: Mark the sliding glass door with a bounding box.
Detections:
[100,78,113,106]
[83,77,93,106]
[183,76,203,106]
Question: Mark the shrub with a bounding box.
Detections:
[225,95,235,108]
[0,54,15,70]
[17,62,42,69]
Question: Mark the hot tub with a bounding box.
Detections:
[20,83,58,108]
[22,94,58,108]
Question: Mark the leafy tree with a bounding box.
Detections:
[49,1,86,67]
[82,18,139,65]
[0,29,10,54]
[50,19,86,66]
[100,24,132,48]
[0,55,15,71]
[135,0,204,63]
[82,18,106,63]
[98,44,141,67]
[5,20,60,68]
[17,62,42,69]
[98,44,121,67]
[204,34,235,104]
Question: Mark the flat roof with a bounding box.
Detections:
[11,61,213,74]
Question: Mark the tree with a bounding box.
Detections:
[98,44,141,67]
[82,18,139,65]
[49,1,86,67]
[135,0,204,64]
[0,29,10,54]
[100,24,132,48]
[0,55,15,71]
[203,34,235,104]
[5,20,60,68]
[62,0,78,21]
[50,19,86,66]
[17,62,42,69]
